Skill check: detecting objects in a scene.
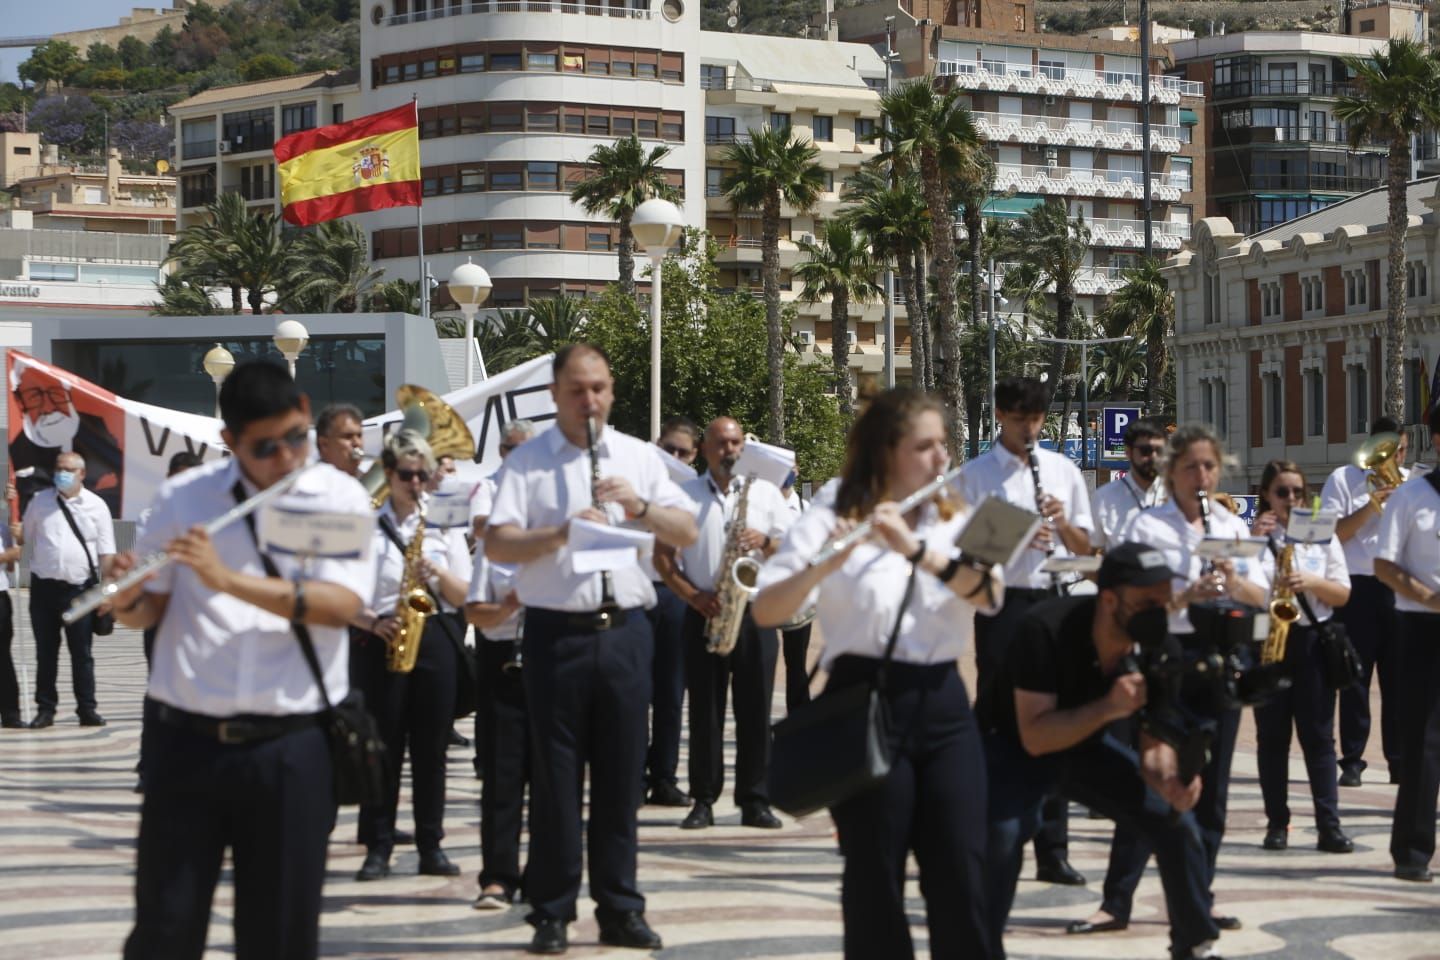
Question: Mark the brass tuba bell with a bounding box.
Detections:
[362,385,477,509]
[1353,431,1404,516]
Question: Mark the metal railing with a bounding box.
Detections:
[704,131,752,145]
[1212,79,1358,99]
[1090,217,1190,239]
[994,163,1189,190]
[701,75,773,92]
[936,60,1203,97]
[972,111,1183,142]
[383,0,652,24]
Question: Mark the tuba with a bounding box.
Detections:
[1353,431,1404,516]
[705,474,757,656]
[1261,542,1299,666]
[387,501,435,673]
[363,385,476,510]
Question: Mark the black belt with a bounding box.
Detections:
[527,606,631,632]
[151,699,323,745]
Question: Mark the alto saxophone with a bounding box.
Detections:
[1261,542,1299,665]
[705,474,759,656]
[387,503,436,673]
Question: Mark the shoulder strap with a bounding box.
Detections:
[231,481,334,712]
[873,563,920,693]
[55,493,99,583]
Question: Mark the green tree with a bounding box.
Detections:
[85,43,123,71]
[281,219,383,312]
[1337,38,1440,422]
[794,220,882,418]
[469,309,543,374]
[117,36,152,72]
[241,53,297,82]
[166,192,289,314]
[567,135,678,298]
[880,78,983,457]
[19,41,83,90]
[1100,257,1173,415]
[369,277,419,313]
[1092,337,1148,402]
[151,270,218,316]
[527,296,590,354]
[721,125,825,443]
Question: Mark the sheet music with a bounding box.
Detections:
[955,496,1044,568]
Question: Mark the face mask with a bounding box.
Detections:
[1125,605,1170,650]
[53,470,77,492]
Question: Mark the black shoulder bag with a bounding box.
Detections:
[767,565,919,819]
[234,483,386,807]
[55,493,114,637]
[377,515,479,720]
[1272,539,1362,691]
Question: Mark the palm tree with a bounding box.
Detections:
[528,296,589,353]
[1092,337,1149,401]
[1100,257,1173,414]
[880,79,983,456]
[151,270,217,316]
[166,192,255,313]
[569,135,679,298]
[477,308,543,373]
[721,126,826,442]
[281,219,384,313]
[1336,38,1440,422]
[369,278,420,313]
[794,221,882,417]
[954,149,996,406]
[1000,201,1092,409]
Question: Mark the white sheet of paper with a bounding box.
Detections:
[572,548,639,574]
[1194,536,1269,560]
[567,517,655,574]
[259,504,375,558]
[956,496,1045,568]
[425,491,472,529]
[1285,509,1338,545]
[1041,555,1104,574]
[659,448,698,486]
[733,439,795,490]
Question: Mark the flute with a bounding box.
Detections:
[585,417,619,613]
[1026,442,1061,593]
[809,466,964,567]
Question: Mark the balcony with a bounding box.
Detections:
[714,236,803,268]
[935,59,1202,105]
[1212,79,1359,100]
[972,112,1183,154]
[993,261,1136,295]
[1215,124,1378,147]
[1213,173,1382,195]
[1088,217,1189,250]
[993,164,1187,202]
[381,0,652,25]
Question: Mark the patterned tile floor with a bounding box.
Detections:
[1,607,1437,959]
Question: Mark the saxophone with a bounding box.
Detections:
[387,503,436,673]
[705,474,759,656]
[1261,542,1299,665]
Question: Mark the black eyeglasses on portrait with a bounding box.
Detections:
[250,428,308,460]
[396,468,430,483]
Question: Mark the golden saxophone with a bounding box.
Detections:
[387,502,435,673]
[1261,541,1299,665]
[705,474,758,656]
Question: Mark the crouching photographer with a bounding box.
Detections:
[981,543,1222,960]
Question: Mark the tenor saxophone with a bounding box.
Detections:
[705,474,758,656]
[1261,542,1299,665]
[387,503,436,673]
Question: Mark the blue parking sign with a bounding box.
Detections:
[1103,407,1144,459]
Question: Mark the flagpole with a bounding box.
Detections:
[413,95,428,322]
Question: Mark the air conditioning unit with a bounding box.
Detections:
[846,331,858,347]
[796,330,814,346]
[1044,95,1057,105]
[1025,143,1040,153]
[798,232,816,245]
[218,140,232,154]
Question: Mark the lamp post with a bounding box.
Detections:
[448,258,493,387]
[1035,333,1132,470]
[273,319,309,380]
[882,15,898,389]
[630,197,685,440]
[201,343,234,418]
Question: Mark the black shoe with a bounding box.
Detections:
[1262,826,1288,851]
[1036,858,1087,886]
[1318,828,1354,854]
[354,850,390,881]
[1339,767,1363,787]
[1066,917,1127,934]
[1212,914,1242,931]
[78,710,106,727]
[740,804,783,829]
[1171,949,1227,960]
[28,711,54,729]
[448,728,470,748]
[528,918,567,955]
[680,801,713,830]
[1394,864,1434,883]
[598,911,663,949]
[418,849,461,876]
[1,712,22,729]
[395,830,414,846]
[646,781,690,807]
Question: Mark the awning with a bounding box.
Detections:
[983,196,1046,219]
[1179,108,1199,126]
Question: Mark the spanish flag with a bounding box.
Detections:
[274,102,421,227]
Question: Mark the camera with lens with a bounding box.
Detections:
[1187,600,1291,710]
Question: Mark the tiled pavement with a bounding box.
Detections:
[2,606,1437,959]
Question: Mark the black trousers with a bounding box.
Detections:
[975,586,1067,863]
[124,699,334,960]
[828,656,993,960]
[683,606,778,807]
[523,606,652,924]
[357,618,458,854]
[1255,624,1341,831]
[782,621,814,712]
[1101,691,1241,921]
[478,637,529,897]
[0,592,17,718]
[30,576,97,714]
[985,731,1217,958]
[1390,611,1440,870]
[1337,574,1401,777]
[645,582,687,789]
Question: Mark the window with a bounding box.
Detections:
[1204,270,1221,325]
[636,60,657,78]
[1407,356,1425,424]
[491,170,522,189]
[587,230,612,251]
[527,110,558,131]
[222,108,275,152]
[1267,372,1283,439]
[281,103,315,135]
[1213,379,1228,438]
[705,116,736,143]
[30,261,79,281]
[662,117,683,141]
[460,167,484,192]
[528,53,557,71]
[770,112,790,132]
[1302,275,1324,315]
[587,56,610,75]
[460,53,484,73]
[564,112,585,134]
[527,162,558,190]
[637,117,657,137]
[587,114,610,136]
[701,64,727,89]
[490,52,521,70]
[1360,18,1376,31]
[1345,268,1368,307]
[492,229,522,248]
[332,104,344,124]
[612,60,634,77]
[706,167,724,197]
[491,109,522,131]
[1260,280,1281,319]
[1408,261,1428,298]
[181,118,216,160]
[12,145,31,155]
[384,64,400,84]
[1038,59,1065,80]
[563,54,584,73]
[1202,379,1214,425]
[812,115,833,141]
[1351,364,1369,433]
[1308,368,1325,436]
[460,231,485,251]
[1170,157,1192,190]
[420,59,438,78]
[855,117,877,142]
[822,170,835,192]
[403,62,419,80]
[613,116,633,136]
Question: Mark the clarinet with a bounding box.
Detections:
[586,416,619,621]
[1196,489,1215,576]
[1026,442,1061,594]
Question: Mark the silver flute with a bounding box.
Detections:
[809,466,965,567]
[62,465,313,625]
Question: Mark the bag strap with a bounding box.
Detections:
[376,512,465,651]
[232,481,335,712]
[55,493,99,584]
[872,563,920,694]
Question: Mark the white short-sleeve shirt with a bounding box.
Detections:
[1375,473,1440,614]
[138,459,377,717]
[1259,533,1350,624]
[23,487,116,585]
[466,553,522,641]
[1091,474,1166,550]
[371,499,473,615]
[1319,462,1406,577]
[679,473,793,593]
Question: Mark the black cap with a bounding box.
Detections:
[1098,541,1174,590]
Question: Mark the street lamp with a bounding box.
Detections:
[631,197,685,440]
[201,343,234,418]
[1036,333,1132,470]
[273,319,309,379]
[448,258,493,387]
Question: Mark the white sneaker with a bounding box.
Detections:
[472,891,510,911]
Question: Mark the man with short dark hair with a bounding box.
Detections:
[1091,419,1168,551]
[315,402,365,478]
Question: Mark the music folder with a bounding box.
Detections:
[1193,536,1269,561]
[259,502,376,559]
[955,496,1045,568]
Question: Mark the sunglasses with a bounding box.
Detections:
[1132,444,1165,456]
[396,468,431,483]
[660,442,695,458]
[250,428,308,460]
[1271,486,1306,498]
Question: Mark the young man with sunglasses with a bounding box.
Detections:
[110,360,375,960]
[1091,419,1169,552]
